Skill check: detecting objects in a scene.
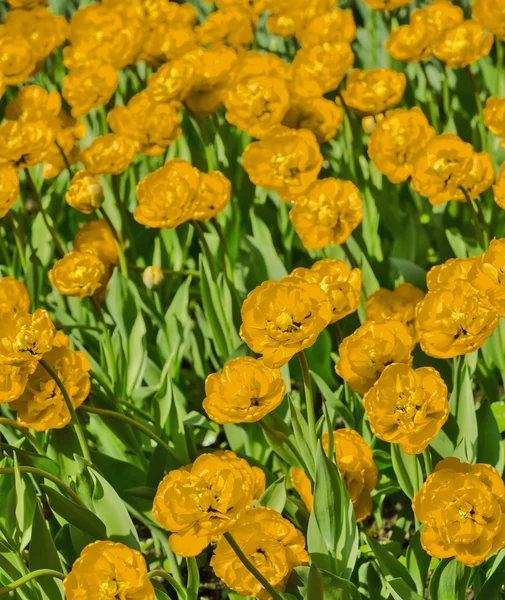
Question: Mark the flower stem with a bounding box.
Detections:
[4,212,27,272]
[297,350,318,457]
[0,569,65,596]
[98,206,129,279]
[423,448,433,477]
[39,358,92,464]
[111,174,137,261]
[54,140,73,178]
[190,219,218,279]
[496,39,504,96]
[148,570,188,600]
[0,418,45,454]
[79,405,181,465]
[458,186,488,250]
[222,532,285,600]
[186,557,200,600]
[0,467,85,507]
[466,66,488,152]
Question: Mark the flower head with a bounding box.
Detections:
[413,458,505,566]
[0,277,30,313]
[240,278,332,368]
[426,257,477,290]
[0,120,54,169]
[494,162,505,209]
[283,97,343,144]
[297,9,356,47]
[368,108,435,183]
[63,541,154,600]
[415,279,498,358]
[366,283,425,343]
[412,0,464,36]
[362,0,413,9]
[196,10,254,50]
[211,507,309,599]
[335,320,413,395]
[385,21,439,62]
[434,20,494,68]
[473,0,505,41]
[65,171,104,214]
[0,27,36,85]
[242,126,322,197]
[289,178,363,249]
[203,356,286,424]
[81,134,139,175]
[142,266,164,289]
[0,309,55,366]
[49,251,107,300]
[0,363,35,404]
[192,171,231,222]
[62,62,119,118]
[74,219,120,268]
[469,238,505,317]
[0,165,19,217]
[341,68,406,116]
[364,364,449,454]
[153,451,265,556]
[135,159,201,229]
[484,96,505,143]
[146,58,197,103]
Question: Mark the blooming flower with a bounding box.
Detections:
[469,238,505,317]
[0,27,36,85]
[10,341,91,431]
[203,356,286,424]
[473,0,505,41]
[362,0,413,9]
[81,134,139,175]
[74,219,120,268]
[459,151,495,200]
[426,257,477,290]
[283,97,344,144]
[0,309,55,366]
[135,159,201,229]
[0,363,35,404]
[385,21,439,63]
[211,507,309,600]
[363,364,449,454]
[410,133,474,205]
[289,178,363,250]
[484,96,505,144]
[335,320,413,395]
[412,0,464,37]
[153,451,265,556]
[434,20,494,68]
[415,279,499,358]
[192,171,231,222]
[341,69,407,116]
[63,541,155,600]
[240,278,332,368]
[242,126,322,197]
[0,120,54,169]
[196,10,254,50]
[62,62,119,118]
[366,283,425,343]
[494,162,505,209]
[65,171,104,214]
[297,8,356,46]
[266,0,333,38]
[413,458,505,566]
[0,165,19,218]
[291,42,354,98]
[368,108,435,184]
[0,277,30,313]
[49,251,107,300]
[291,429,378,521]
[146,58,197,104]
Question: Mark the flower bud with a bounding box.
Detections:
[142,266,164,289]
[65,170,104,214]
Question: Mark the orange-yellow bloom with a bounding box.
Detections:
[362,0,413,9]
[363,363,449,454]
[242,126,323,197]
[291,429,378,521]
[63,541,155,600]
[65,171,104,214]
[341,69,406,116]
[203,356,286,424]
[0,277,30,313]
[211,507,309,600]
[415,279,499,358]
[494,162,505,209]
[484,96,505,144]
[192,171,231,222]
[81,134,139,175]
[335,320,413,395]
[49,251,107,300]
[196,10,254,50]
[0,309,55,366]
[135,159,201,229]
[240,278,332,368]
[0,165,19,217]
[366,283,425,343]
[283,97,343,144]
[412,0,464,37]
[434,20,494,68]
[62,62,119,118]
[142,266,164,289]
[74,219,120,268]
[469,238,505,317]
[146,59,196,104]
[0,27,36,85]
[473,0,505,41]
[426,257,477,290]
[0,363,35,404]
[297,9,356,47]
[385,21,439,63]
[368,108,435,184]
[289,178,363,250]
[153,451,265,557]
[0,120,54,169]
[413,458,505,566]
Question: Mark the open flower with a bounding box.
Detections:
[10,342,91,431]
[49,251,107,300]
[153,451,265,557]
[0,309,55,366]
[211,507,309,600]
[203,356,286,424]
[289,178,363,249]
[410,133,474,205]
[426,257,477,290]
[0,165,19,218]
[146,58,197,104]
[0,120,54,169]
[415,279,499,358]
[81,134,139,175]
[65,171,104,214]
[412,0,464,37]
[283,97,343,144]
[413,458,505,566]
[242,126,322,197]
[363,364,449,454]
[434,20,494,68]
[196,10,254,50]
[135,159,201,229]
[0,28,36,85]
[291,42,354,98]
[366,283,425,343]
[362,0,413,9]
[297,9,356,47]
[484,96,505,143]
[63,541,155,600]
[62,62,119,118]
[385,21,439,63]
[291,429,378,521]
[240,278,332,368]
[473,0,505,41]
[192,171,231,222]
[368,108,435,183]
[287,259,362,323]
[341,68,407,116]
[0,363,35,403]
[74,219,120,268]
[0,277,30,313]
[494,163,505,209]
[469,238,505,317]
[459,151,495,200]
[335,320,413,395]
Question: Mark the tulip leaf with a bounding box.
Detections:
[310,371,355,429]
[288,396,315,479]
[429,559,471,600]
[259,475,287,513]
[405,531,431,596]
[286,565,362,600]
[476,548,505,599]
[259,412,307,471]
[366,536,417,592]
[450,359,478,463]
[386,578,425,600]
[390,444,423,500]
[476,400,504,475]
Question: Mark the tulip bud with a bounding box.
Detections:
[65,170,104,214]
[142,266,164,289]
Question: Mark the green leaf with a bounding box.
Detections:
[308,563,325,600]
[366,536,416,591]
[288,396,315,480]
[286,566,361,600]
[313,443,358,579]
[259,412,306,471]
[0,443,60,477]
[429,559,471,600]
[450,359,478,463]
[387,578,425,600]
[310,372,355,429]
[405,531,431,596]
[390,444,423,500]
[476,548,505,599]
[477,401,504,475]
[259,476,287,513]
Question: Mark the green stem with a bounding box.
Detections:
[210,217,241,308]
[0,418,45,454]
[0,224,11,268]
[423,448,433,477]
[442,65,451,122]
[496,39,504,96]
[458,186,488,249]
[54,140,73,177]
[98,206,129,279]
[222,532,284,600]
[148,570,187,600]
[79,405,181,465]
[127,264,200,277]
[190,219,218,279]
[111,174,137,261]
[39,359,92,464]
[186,557,200,600]
[58,323,102,332]
[466,66,488,152]
[0,467,85,507]
[419,62,440,134]
[24,169,66,258]
[89,297,116,384]
[342,241,359,270]
[5,212,27,272]
[297,350,318,457]
[0,569,65,596]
